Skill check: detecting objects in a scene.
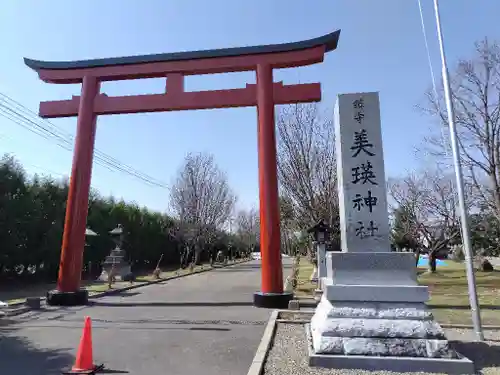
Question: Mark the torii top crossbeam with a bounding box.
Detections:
[25,30,340,82]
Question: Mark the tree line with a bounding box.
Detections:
[0,153,255,283]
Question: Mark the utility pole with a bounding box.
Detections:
[433,0,484,341]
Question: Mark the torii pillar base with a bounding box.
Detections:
[46,289,89,306]
[253,292,293,309]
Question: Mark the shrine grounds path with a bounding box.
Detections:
[0,259,292,375]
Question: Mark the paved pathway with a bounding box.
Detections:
[0,259,291,375]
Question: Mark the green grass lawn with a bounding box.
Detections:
[0,262,218,304]
[419,260,500,325]
[294,259,316,298]
[294,257,500,326]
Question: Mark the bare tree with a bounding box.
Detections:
[169,152,236,265]
[167,221,198,268]
[276,103,339,230]
[234,207,260,253]
[418,38,500,221]
[170,152,236,228]
[388,169,468,272]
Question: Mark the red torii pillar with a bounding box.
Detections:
[255,64,284,301]
[59,76,100,297]
[24,30,340,308]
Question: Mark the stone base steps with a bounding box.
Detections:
[305,324,475,374]
[311,300,455,359]
[311,316,446,340]
[315,300,434,320]
[312,334,455,358]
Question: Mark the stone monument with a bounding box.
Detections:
[98,224,132,281]
[306,92,474,373]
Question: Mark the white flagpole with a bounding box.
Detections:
[432,0,484,341]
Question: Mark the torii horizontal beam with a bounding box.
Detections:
[39,82,321,118]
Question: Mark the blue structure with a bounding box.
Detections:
[417,255,447,268]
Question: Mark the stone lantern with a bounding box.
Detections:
[307,219,331,244]
[84,227,98,247]
[84,227,98,278]
[98,224,132,281]
[110,224,126,249]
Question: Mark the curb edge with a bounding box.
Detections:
[247,310,279,375]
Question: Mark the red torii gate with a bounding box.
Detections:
[24,30,340,308]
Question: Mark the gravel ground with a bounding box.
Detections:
[263,323,500,375]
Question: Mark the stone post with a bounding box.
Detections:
[316,233,327,284]
[307,220,332,299]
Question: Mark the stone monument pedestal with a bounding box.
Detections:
[308,252,475,373]
[323,252,428,303]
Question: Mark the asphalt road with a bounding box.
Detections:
[0,259,292,375]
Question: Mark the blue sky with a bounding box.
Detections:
[0,0,497,213]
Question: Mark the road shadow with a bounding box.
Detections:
[216,268,259,273]
[216,264,261,270]
[51,316,266,326]
[1,324,231,332]
[451,340,500,371]
[0,325,74,375]
[99,291,142,298]
[89,301,255,307]
[188,327,231,332]
[217,265,292,272]
[5,304,91,323]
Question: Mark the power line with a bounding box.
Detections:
[0,92,169,189]
[417,0,439,101]
[0,93,169,188]
[0,93,166,184]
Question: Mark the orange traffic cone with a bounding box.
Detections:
[63,316,104,374]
